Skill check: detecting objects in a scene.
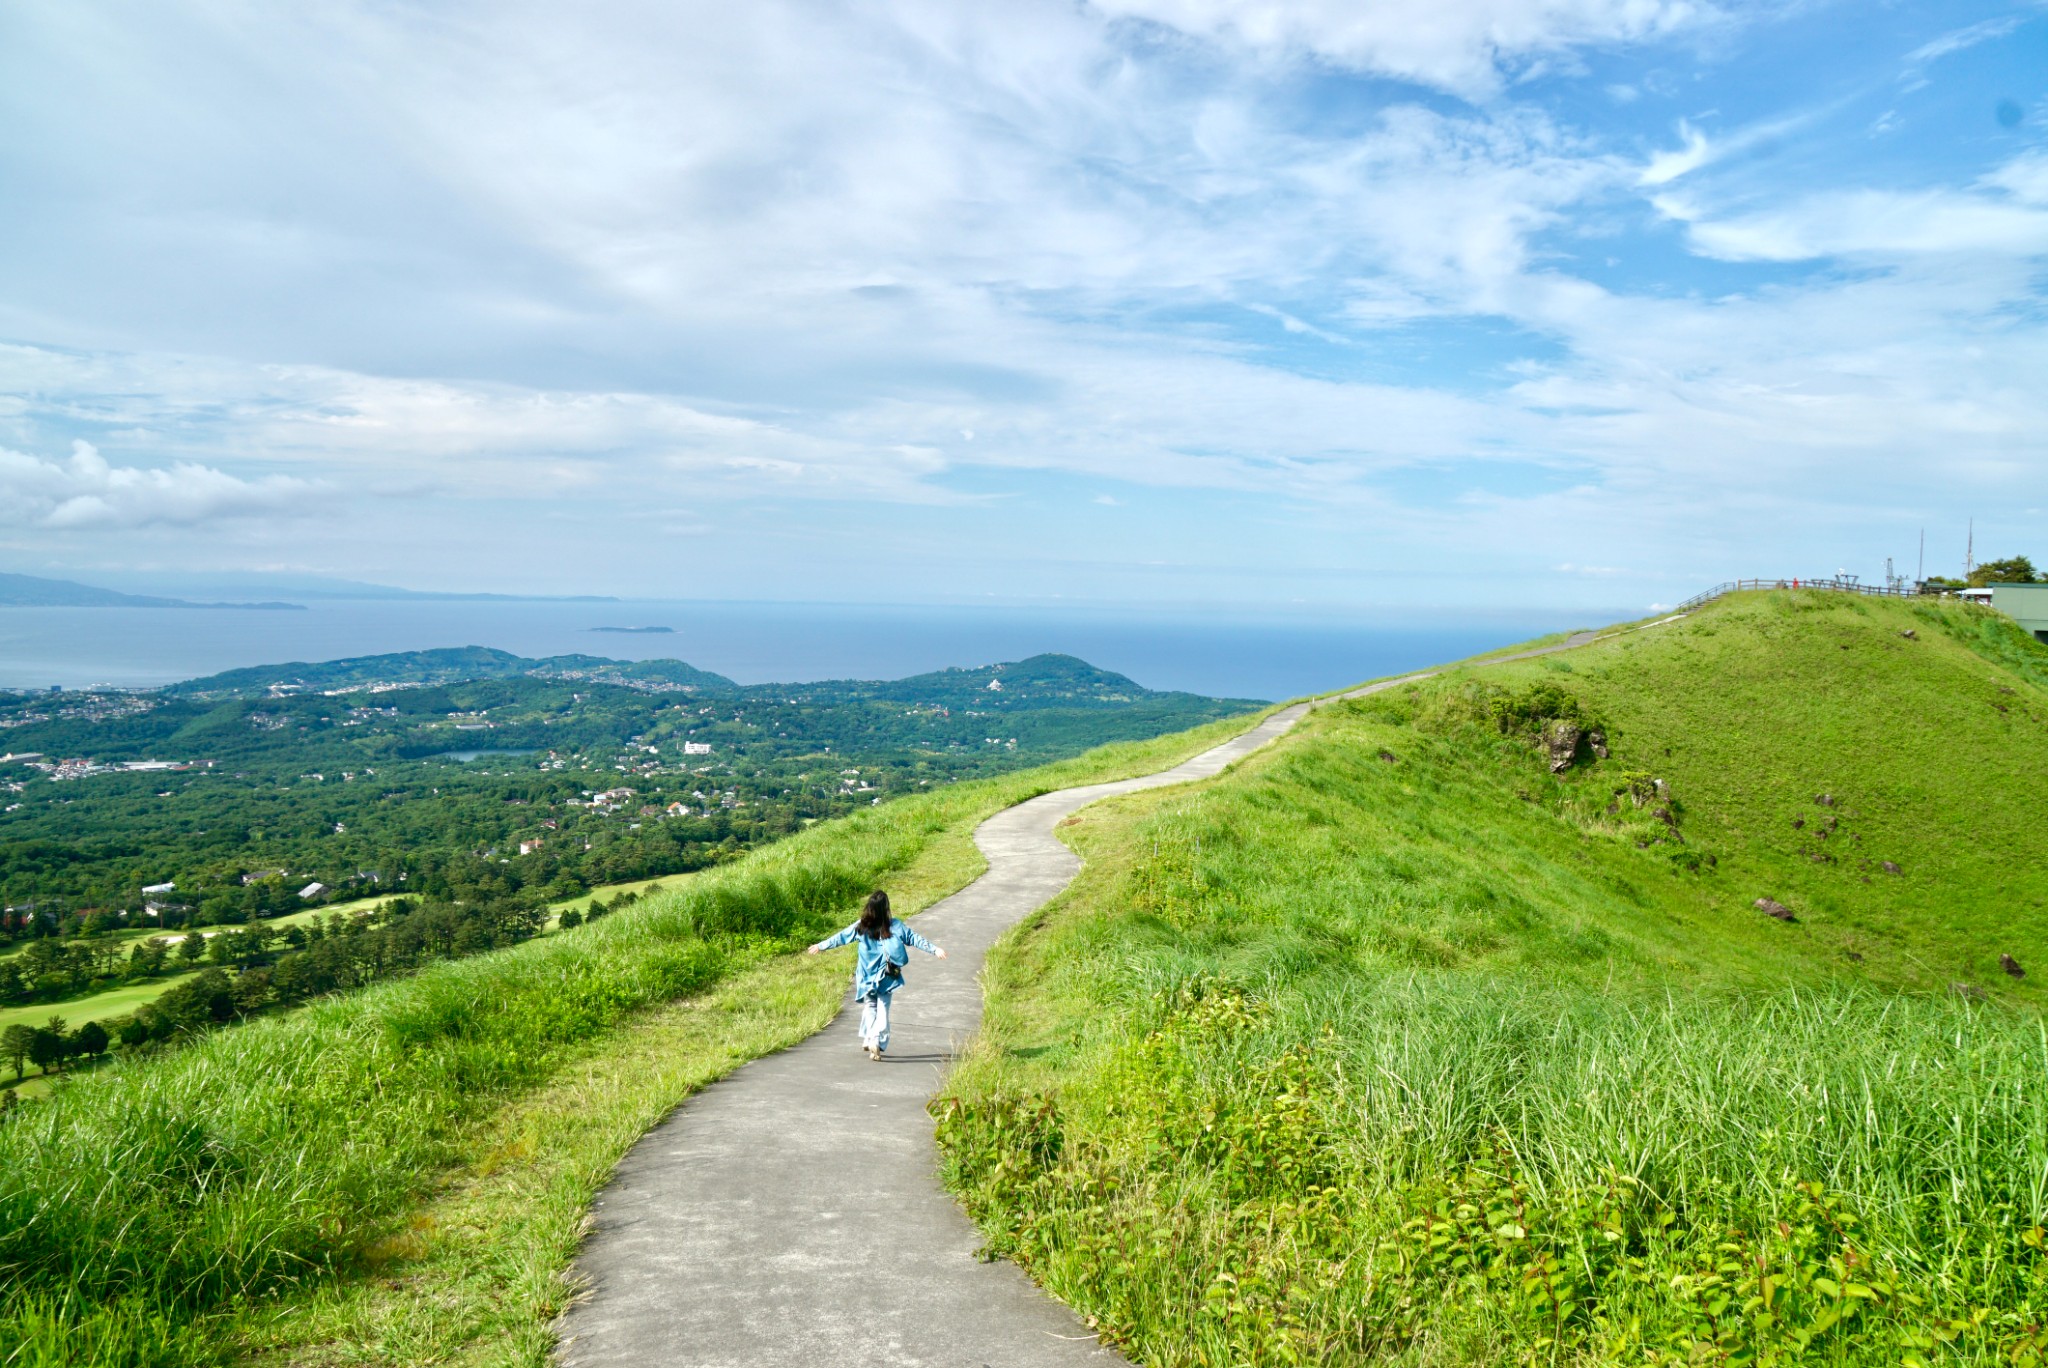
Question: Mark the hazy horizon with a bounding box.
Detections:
[0,595,1585,699]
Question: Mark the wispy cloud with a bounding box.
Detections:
[1246,304,1352,345]
[1985,151,2048,205]
[1092,0,1718,98]
[0,1,2039,605]
[1677,184,2048,261]
[1637,110,1819,187]
[1905,16,2022,65]
[1638,120,1716,186]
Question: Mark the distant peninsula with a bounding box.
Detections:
[0,572,303,611]
[590,625,675,635]
[162,646,740,697]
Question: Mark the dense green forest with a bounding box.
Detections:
[0,650,1254,1013]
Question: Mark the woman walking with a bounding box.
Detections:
[807,890,946,1060]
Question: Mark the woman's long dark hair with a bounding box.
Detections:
[857,890,892,939]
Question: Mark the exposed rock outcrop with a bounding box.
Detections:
[1544,720,1582,774]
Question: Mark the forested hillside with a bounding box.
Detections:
[0,651,1253,919]
[0,652,1253,1056]
[938,592,2048,1365]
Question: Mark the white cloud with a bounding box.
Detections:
[1636,110,1817,187]
[1496,255,2048,508]
[0,441,316,529]
[1638,120,1715,185]
[1904,16,2021,65]
[1091,0,1716,98]
[1984,151,2048,206]
[1680,189,2048,261]
[0,0,2040,603]
[1246,303,1351,344]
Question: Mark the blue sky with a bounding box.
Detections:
[0,0,2043,611]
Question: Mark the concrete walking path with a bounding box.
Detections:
[552,694,1359,1366]
[551,629,1646,1365]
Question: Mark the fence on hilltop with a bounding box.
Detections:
[1672,577,1934,616]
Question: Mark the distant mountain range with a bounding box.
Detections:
[0,572,303,611]
[146,574,619,603]
[163,646,739,697]
[150,645,1225,709]
[0,570,619,607]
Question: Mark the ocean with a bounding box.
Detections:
[0,599,1600,701]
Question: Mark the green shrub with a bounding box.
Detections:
[1485,681,1594,737]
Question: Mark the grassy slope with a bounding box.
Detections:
[0,704,1271,1368]
[0,975,203,1035]
[230,834,986,1367]
[936,593,2048,1366]
[1551,592,2047,991]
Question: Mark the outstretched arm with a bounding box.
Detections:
[901,924,947,959]
[806,923,859,954]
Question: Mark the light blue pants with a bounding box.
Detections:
[857,985,897,1052]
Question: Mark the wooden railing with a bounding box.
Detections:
[1673,578,1931,615]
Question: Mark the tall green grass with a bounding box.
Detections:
[943,976,2048,1364]
[0,709,1268,1365]
[937,594,2048,1365]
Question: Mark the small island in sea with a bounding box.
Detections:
[590,625,675,634]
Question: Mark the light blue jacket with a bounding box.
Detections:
[811,918,939,1000]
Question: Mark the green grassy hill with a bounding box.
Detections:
[937,592,2048,1366]
[0,710,1275,1368]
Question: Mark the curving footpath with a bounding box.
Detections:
[560,644,1684,1364]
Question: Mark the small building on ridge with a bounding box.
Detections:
[1990,584,2048,643]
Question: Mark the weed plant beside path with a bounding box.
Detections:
[0,707,1271,1367]
[937,593,2048,1366]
